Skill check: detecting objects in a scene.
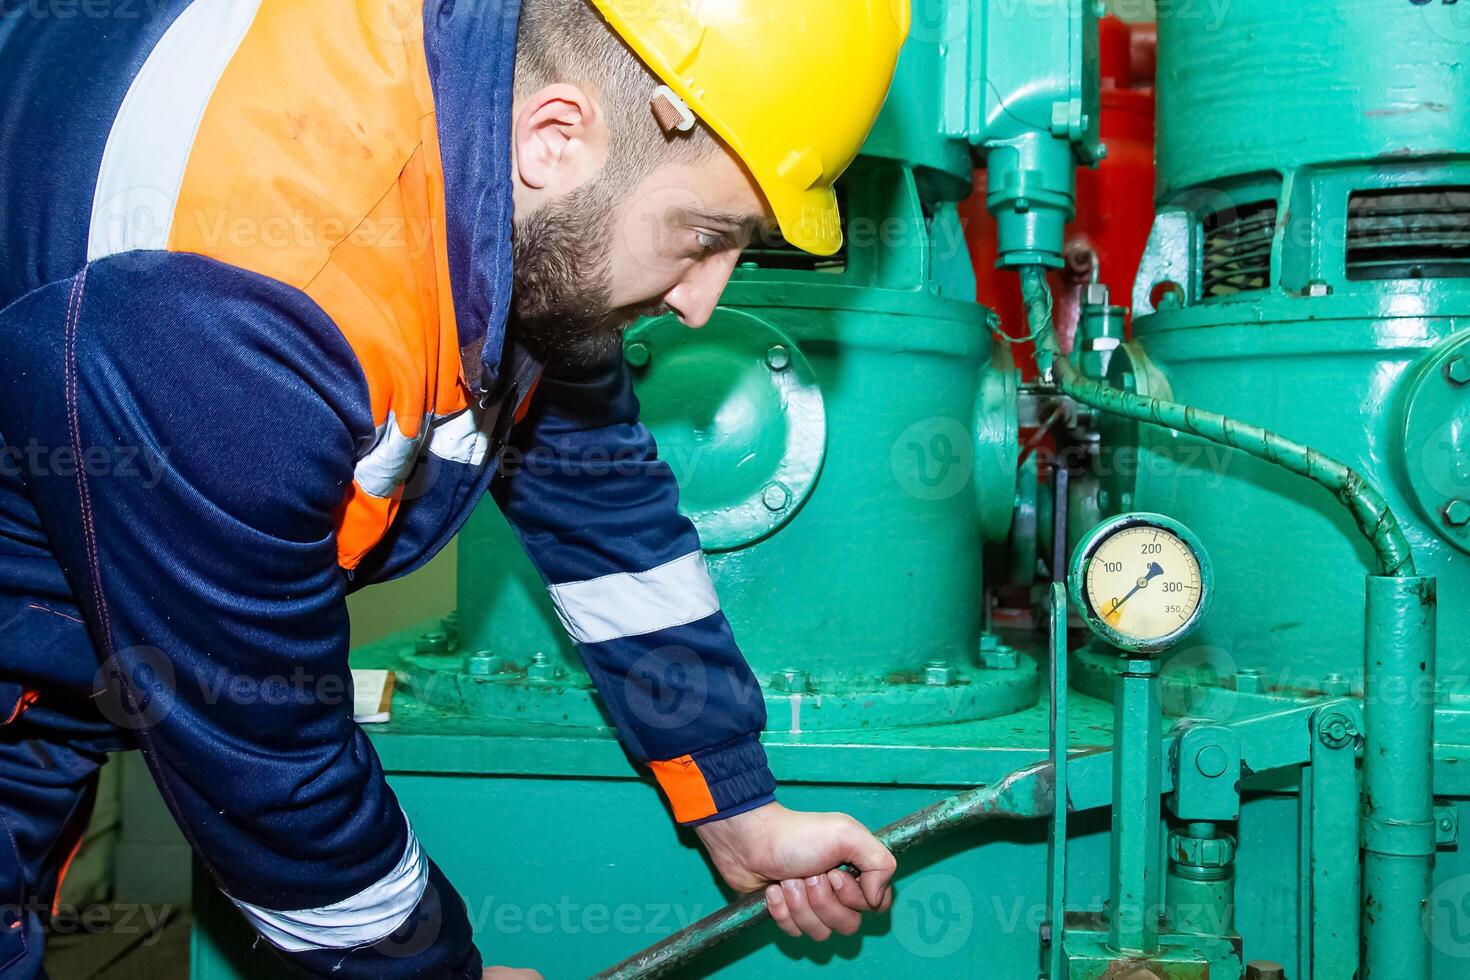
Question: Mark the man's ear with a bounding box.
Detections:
[513,83,607,193]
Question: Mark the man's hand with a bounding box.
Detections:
[694,802,896,941]
[482,969,542,979]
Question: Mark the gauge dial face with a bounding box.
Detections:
[1084,524,1204,645]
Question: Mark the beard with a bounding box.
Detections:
[509,173,669,369]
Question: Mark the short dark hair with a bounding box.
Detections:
[514,0,720,188]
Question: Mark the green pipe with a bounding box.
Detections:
[1017,266,1417,578]
[590,761,1056,980]
[1109,657,1163,955]
[1361,575,1437,980]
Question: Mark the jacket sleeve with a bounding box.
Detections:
[492,355,777,825]
[0,254,479,978]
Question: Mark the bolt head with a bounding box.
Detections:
[1446,356,1470,387]
[1234,668,1268,694]
[527,651,561,681]
[1303,280,1333,297]
[1194,744,1231,778]
[765,345,792,371]
[1245,961,1286,980]
[923,661,959,687]
[762,482,791,512]
[978,643,1020,670]
[466,652,500,677]
[624,342,652,369]
[1443,499,1470,527]
[415,630,450,657]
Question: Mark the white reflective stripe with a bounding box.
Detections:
[355,411,427,499]
[547,552,721,645]
[87,0,263,261]
[229,818,427,953]
[427,405,493,467]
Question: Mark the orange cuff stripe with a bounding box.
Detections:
[648,755,718,823]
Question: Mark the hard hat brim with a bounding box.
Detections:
[767,184,843,257]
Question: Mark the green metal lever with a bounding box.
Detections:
[590,761,1057,980]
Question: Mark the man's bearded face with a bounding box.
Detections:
[509,172,669,368]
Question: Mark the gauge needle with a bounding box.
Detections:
[1106,561,1165,616]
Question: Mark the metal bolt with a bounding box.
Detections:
[1194,744,1230,779]
[771,668,809,694]
[527,652,560,682]
[1443,499,1470,528]
[765,345,791,372]
[978,642,1020,670]
[1317,711,1357,749]
[924,660,959,687]
[1303,280,1333,297]
[1245,962,1286,980]
[1445,356,1470,387]
[762,482,791,512]
[415,630,450,658]
[624,342,652,369]
[1321,672,1351,696]
[466,651,498,677]
[1234,668,1268,695]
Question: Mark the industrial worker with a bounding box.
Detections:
[0,0,908,976]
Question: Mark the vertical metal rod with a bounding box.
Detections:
[1046,581,1070,979]
[1110,656,1163,955]
[1298,765,1314,980]
[1309,705,1363,980]
[1361,575,1437,980]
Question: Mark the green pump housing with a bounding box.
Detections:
[191,1,1470,979]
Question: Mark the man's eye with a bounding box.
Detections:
[695,231,723,254]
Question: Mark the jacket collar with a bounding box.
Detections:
[422,0,523,394]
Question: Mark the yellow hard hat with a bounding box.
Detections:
[590,0,911,256]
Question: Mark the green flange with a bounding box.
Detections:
[624,308,826,552]
[1400,330,1470,556]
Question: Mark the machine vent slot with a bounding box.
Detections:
[1200,200,1278,297]
[1346,186,1470,281]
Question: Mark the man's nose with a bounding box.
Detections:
[664,252,740,329]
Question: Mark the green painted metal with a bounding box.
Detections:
[1307,705,1363,980]
[1362,576,1438,980]
[1116,0,1470,689]
[1109,657,1165,955]
[1045,582,1069,980]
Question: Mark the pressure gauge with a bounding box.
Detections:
[1068,513,1213,654]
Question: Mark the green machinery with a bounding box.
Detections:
[193,0,1470,977]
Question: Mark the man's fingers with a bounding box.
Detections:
[826,869,870,913]
[766,883,801,938]
[838,819,898,909]
[780,878,832,941]
[804,873,862,936]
